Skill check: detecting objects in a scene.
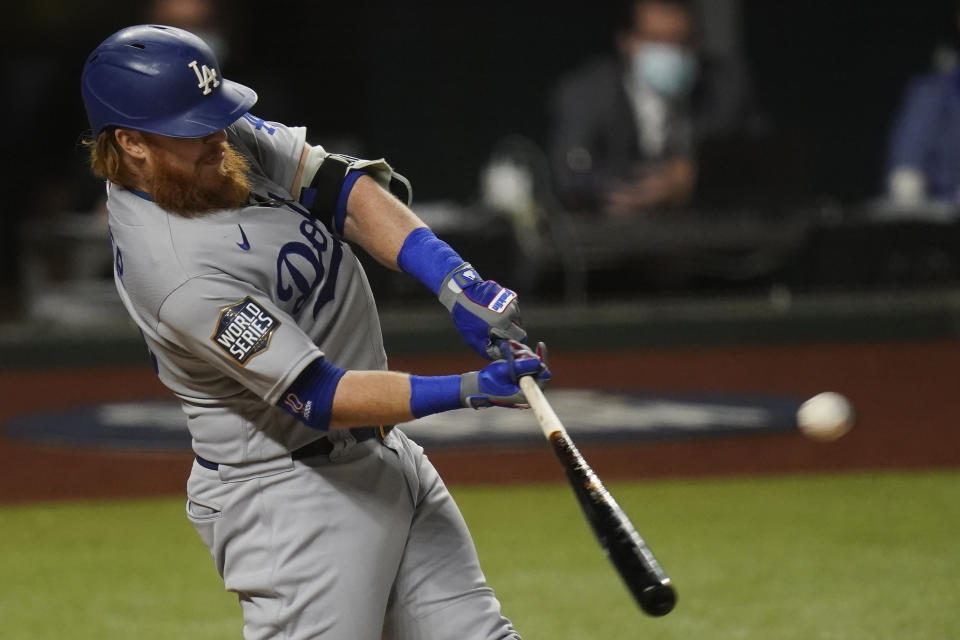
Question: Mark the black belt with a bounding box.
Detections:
[196,426,393,471]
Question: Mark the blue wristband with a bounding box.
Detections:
[409,374,462,418]
[397,228,467,295]
[278,357,347,431]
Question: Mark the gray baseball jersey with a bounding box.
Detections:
[106,114,520,639]
[108,113,386,464]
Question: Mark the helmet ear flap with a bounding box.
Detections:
[81,24,257,138]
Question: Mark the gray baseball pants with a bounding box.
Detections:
[185,428,520,640]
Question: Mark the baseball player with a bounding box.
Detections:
[80,25,550,640]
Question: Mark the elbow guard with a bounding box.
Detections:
[299,146,413,236]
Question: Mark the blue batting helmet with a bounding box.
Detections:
[81,24,257,138]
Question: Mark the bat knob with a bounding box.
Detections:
[639,582,677,617]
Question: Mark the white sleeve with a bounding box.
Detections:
[227,114,306,192]
[157,274,322,404]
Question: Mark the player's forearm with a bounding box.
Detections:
[328,370,418,428]
[325,370,483,428]
[340,176,528,361]
[279,348,550,432]
[342,175,425,270]
[279,359,420,430]
[330,354,550,427]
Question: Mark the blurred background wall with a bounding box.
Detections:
[2,0,959,321]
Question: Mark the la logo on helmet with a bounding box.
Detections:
[187,60,220,96]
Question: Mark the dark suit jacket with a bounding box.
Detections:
[548,55,693,212]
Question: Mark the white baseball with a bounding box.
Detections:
[796,392,855,442]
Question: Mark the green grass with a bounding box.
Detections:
[466,471,960,640]
[1,470,958,639]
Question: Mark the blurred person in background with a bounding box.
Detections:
[549,0,759,217]
[147,0,230,62]
[885,2,960,210]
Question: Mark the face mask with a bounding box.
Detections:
[632,43,698,98]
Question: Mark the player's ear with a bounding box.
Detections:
[114,128,148,160]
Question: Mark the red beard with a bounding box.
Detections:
[148,143,252,217]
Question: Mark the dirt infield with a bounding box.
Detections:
[1,339,957,502]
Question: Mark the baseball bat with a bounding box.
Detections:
[519,376,677,617]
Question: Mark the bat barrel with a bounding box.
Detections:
[520,376,677,618]
[639,582,677,617]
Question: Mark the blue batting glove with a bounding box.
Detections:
[438,264,527,360]
[459,341,551,409]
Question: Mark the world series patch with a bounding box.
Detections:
[211,297,280,365]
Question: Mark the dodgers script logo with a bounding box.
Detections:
[276,216,342,318]
[187,60,220,95]
[211,297,280,365]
